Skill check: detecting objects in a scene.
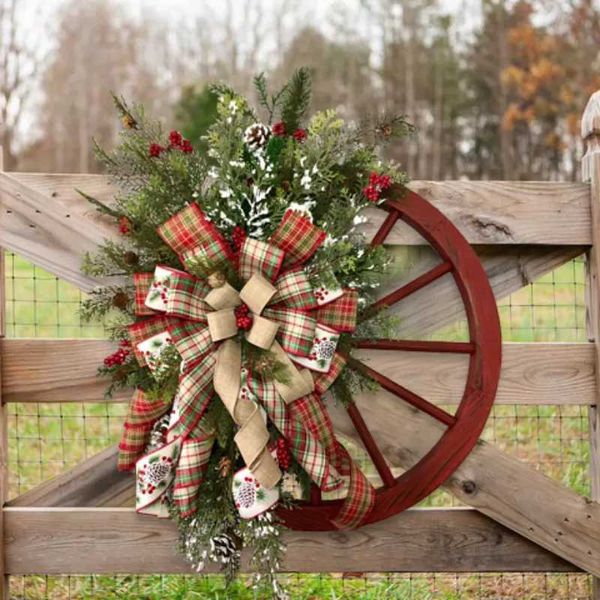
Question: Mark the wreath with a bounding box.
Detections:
[82,68,412,598]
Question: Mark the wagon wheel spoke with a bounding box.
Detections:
[346,355,456,427]
[370,210,400,246]
[370,261,453,314]
[346,401,396,487]
[352,339,474,354]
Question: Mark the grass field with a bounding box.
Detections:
[3,252,593,599]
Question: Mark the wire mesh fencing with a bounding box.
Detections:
[3,250,593,599]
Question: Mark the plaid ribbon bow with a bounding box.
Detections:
[119,203,375,527]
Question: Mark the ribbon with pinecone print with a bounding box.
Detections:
[118,203,376,527]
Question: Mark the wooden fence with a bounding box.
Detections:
[0,91,599,598]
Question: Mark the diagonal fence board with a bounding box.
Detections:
[3,507,578,574]
[8,173,592,245]
[7,446,132,509]
[0,172,119,292]
[2,340,595,406]
[326,391,600,577]
[389,245,585,338]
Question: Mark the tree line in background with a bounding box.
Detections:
[1,0,599,180]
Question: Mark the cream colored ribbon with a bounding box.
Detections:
[205,273,315,489]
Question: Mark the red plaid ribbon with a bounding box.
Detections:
[270,210,326,269]
[118,389,172,471]
[248,372,342,493]
[133,273,156,316]
[316,290,358,332]
[262,307,316,357]
[157,203,233,269]
[239,238,285,282]
[173,425,215,517]
[290,391,376,528]
[272,269,317,310]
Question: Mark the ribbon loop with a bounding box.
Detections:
[205,282,242,310]
[246,315,279,349]
[240,273,277,314]
[206,309,237,341]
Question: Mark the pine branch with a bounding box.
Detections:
[280,67,312,131]
[76,188,122,218]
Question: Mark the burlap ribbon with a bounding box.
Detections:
[206,273,316,489]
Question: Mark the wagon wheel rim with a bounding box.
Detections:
[277,187,502,531]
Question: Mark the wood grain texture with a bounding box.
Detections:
[0,172,118,292]
[9,173,592,245]
[582,92,600,598]
[3,507,577,574]
[326,388,600,577]
[7,446,132,509]
[360,181,591,245]
[355,342,596,406]
[1,339,129,403]
[3,340,594,406]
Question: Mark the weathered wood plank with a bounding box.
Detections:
[0,172,118,292]
[1,339,129,403]
[3,507,577,574]
[3,340,594,406]
[7,446,132,509]
[582,89,600,598]
[10,173,592,245]
[326,389,600,577]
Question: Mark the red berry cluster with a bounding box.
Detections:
[118,216,132,235]
[363,172,392,203]
[276,438,291,470]
[149,142,165,158]
[235,304,253,330]
[103,339,131,367]
[271,121,307,143]
[231,226,247,253]
[168,130,193,153]
[148,131,193,158]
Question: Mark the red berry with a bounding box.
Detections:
[293,128,307,142]
[363,185,380,202]
[181,139,193,153]
[168,130,183,147]
[118,216,132,235]
[149,143,165,158]
[272,121,286,136]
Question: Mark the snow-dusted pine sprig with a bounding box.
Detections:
[239,509,288,600]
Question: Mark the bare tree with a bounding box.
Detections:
[0,0,40,169]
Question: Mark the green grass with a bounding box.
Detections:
[3,252,593,599]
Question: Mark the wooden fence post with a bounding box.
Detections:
[0,147,9,599]
[582,90,600,599]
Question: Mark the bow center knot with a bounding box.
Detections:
[204,273,279,350]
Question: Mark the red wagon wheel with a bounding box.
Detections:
[278,187,502,531]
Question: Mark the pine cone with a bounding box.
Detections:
[243,123,271,152]
[208,271,226,289]
[123,251,139,266]
[210,533,237,561]
[112,291,130,310]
